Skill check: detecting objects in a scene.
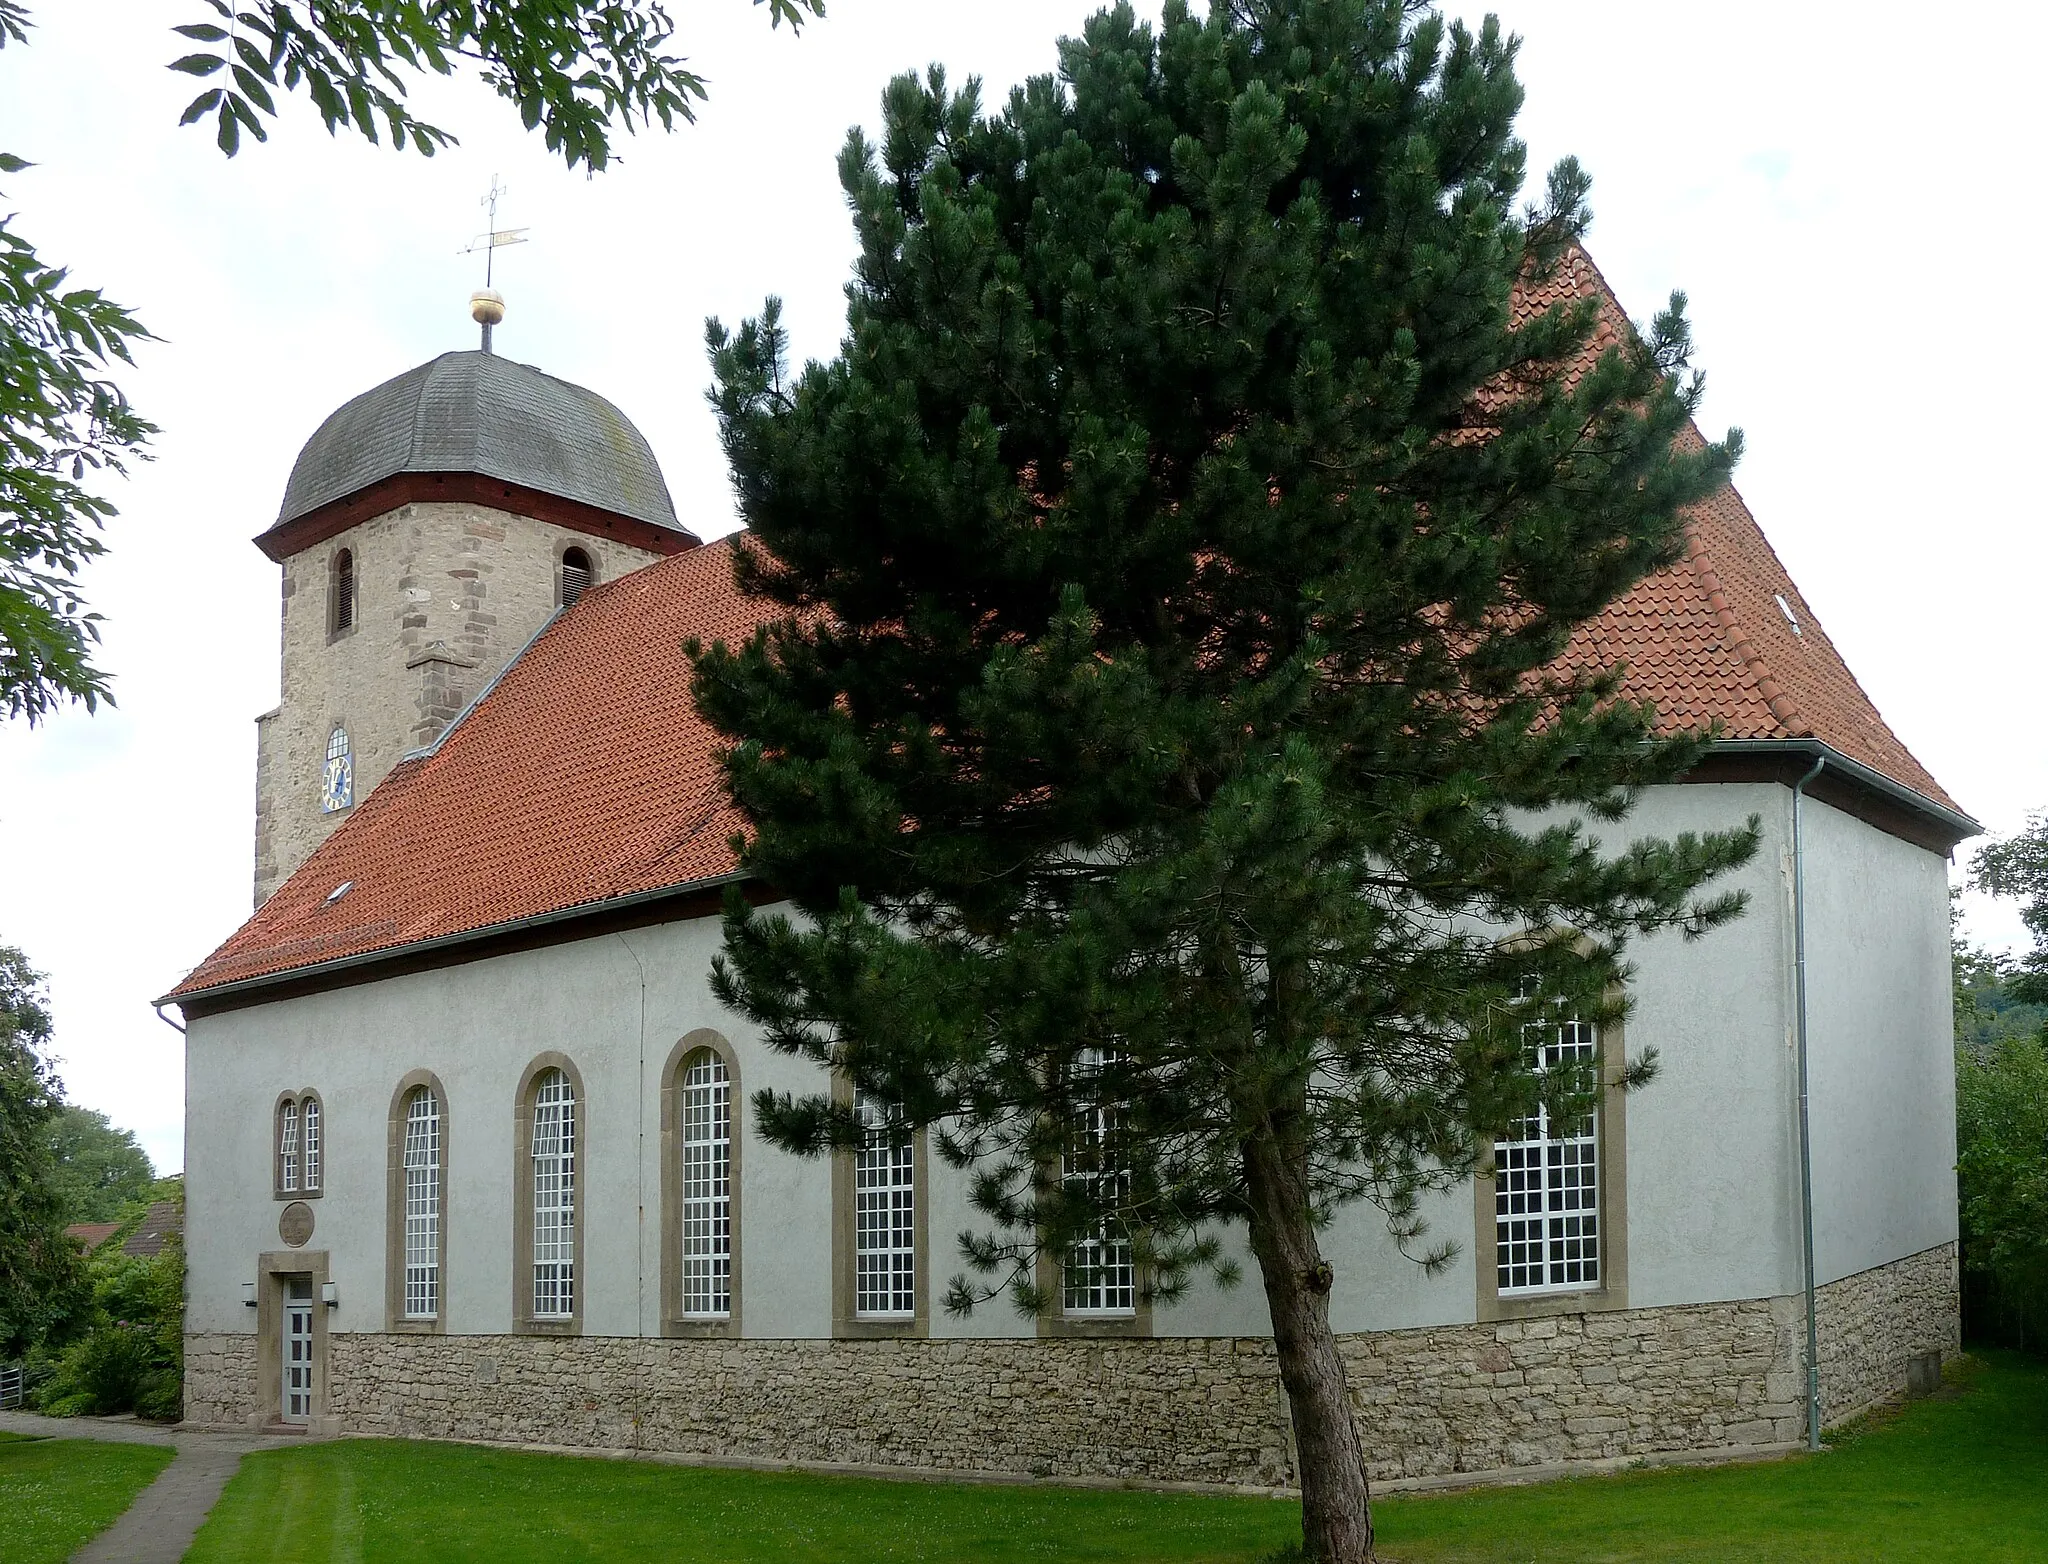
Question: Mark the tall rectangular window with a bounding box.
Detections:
[532,1070,576,1319]
[277,1099,299,1193]
[403,1088,441,1320]
[301,1098,321,1193]
[853,1090,914,1319]
[680,1052,732,1318]
[1063,1049,1135,1316]
[1495,1007,1600,1294]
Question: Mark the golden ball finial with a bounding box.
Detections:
[470,288,506,327]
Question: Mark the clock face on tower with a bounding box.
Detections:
[322,726,354,814]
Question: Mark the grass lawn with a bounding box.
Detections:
[185,1353,2048,1563]
[0,1435,176,1564]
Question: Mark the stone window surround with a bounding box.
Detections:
[830,1075,929,1339]
[273,1088,324,1201]
[1473,965,1631,1323]
[1036,1061,1151,1339]
[385,1070,451,1334]
[511,1052,586,1335]
[251,1247,337,1435]
[327,546,358,643]
[658,1029,742,1339]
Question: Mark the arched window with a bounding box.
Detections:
[560,546,593,609]
[1062,1049,1133,1317]
[1495,990,1601,1296]
[679,1050,731,1319]
[322,726,353,814]
[402,1086,442,1320]
[277,1098,300,1193]
[274,1091,322,1199]
[531,1068,577,1319]
[301,1095,322,1194]
[333,548,355,632]
[852,1090,915,1320]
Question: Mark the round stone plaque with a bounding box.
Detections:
[278,1200,315,1247]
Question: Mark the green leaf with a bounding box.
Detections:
[0,152,29,173]
[168,53,224,77]
[171,22,228,42]
[178,88,224,126]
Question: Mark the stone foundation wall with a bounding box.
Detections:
[183,1330,260,1427]
[184,1242,1957,1486]
[1815,1240,1959,1423]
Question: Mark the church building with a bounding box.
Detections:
[165,256,1971,1490]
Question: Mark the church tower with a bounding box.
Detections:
[252,340,697,905]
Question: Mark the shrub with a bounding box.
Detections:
[1956,1036,2048,1350]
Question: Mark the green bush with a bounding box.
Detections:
[32,1194,183,1421]
[1957,1036,2048,1350]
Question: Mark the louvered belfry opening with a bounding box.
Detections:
[333,548,355,632]
[561,547,593,609]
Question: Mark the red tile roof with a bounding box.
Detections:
[169,259,1961,1002]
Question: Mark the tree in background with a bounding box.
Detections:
[32,1177,185,1419]
[1974,812,2048,1005]
[44,1106,154,1226]
[692,4,1753,1556]
[1958,816,2048,1346]
[0,0,823,724]
[0,942,85,1355]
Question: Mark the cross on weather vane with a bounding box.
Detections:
[460,174,529,354]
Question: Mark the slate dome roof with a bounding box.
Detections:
[276,350,681,533]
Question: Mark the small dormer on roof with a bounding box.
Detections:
[257,351,698,562]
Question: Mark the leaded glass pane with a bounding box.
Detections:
[853,1090,914,1319]
[403,1088,441,1319]
[1496,1006,1600,1294]
[680,1051,731,1318]
[532,1069,576,1318]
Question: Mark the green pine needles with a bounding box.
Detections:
[690,4,1757,1557]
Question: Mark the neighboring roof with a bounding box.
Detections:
[64,1222,121,1252]
[272,350,684,536]
[119,1201,183,1260]
[170,261,1968,1006]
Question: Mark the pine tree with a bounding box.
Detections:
[691,5,1757,1558]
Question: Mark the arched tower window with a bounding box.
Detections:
[332,548,355,633]
[322,726,353,814]
[274,1090,322,1197]
[560,547,594,610]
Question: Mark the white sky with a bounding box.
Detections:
[1,1,2041,1175]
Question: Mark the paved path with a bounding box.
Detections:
[1,1410,301,1563]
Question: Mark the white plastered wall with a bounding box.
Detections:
[185,781,1954,1345]
[1798,793,1958,1283]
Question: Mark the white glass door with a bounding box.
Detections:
[282,1279,314,1422]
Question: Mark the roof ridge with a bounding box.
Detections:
[1682,515,1808,736]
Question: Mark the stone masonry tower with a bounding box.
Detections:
[252,349,697,905]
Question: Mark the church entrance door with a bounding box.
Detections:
[282,1278,314,1422]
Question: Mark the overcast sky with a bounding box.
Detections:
[1,1,2041,1175]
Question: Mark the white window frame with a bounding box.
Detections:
[679,1051,732,1319]
[852,1090,915,1320]
[277,1098,299,1194]
[1062,1049,1135,1317]
[531,1069,576,1319]
[1494,1004,1601,1297]
[300,1096,321,1193]
[403,1087,441,1320]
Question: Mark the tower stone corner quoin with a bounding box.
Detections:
[250,349,699,906]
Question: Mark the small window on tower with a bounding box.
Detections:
[560,547,593,610]
[322,726,353,814]
[333,549,356,633]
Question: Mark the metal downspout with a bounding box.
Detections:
[1792,754,1826,1451]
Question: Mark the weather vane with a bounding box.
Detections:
[460,175,529,353]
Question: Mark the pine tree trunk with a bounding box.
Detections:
[1244,1129,1375,1564]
